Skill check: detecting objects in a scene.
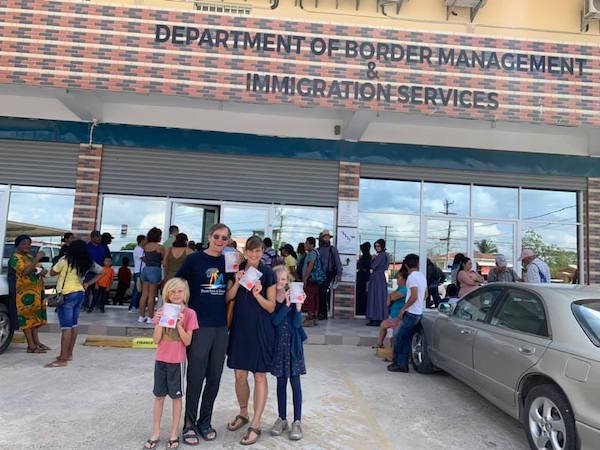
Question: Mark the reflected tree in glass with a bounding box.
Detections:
[521,224,578,282]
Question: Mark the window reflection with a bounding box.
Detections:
[472,186,518,219]
[359,179,420,214]
[272,206,334,250]
[426,219,468,271]
[7,187,74,244]
[521,223,578,282]
[359,213,419,265]
[522,189,577,222]
[100,196,166,251]
[423,183,470,217]
[473,222,515,277]
[221,206,268,250]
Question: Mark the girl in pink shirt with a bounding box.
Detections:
[144,278,199,450]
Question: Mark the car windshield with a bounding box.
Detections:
[572,300,600,347]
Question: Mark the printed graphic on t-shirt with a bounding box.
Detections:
[201,268,227,294]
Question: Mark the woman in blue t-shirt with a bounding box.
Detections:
[373,270,408,349]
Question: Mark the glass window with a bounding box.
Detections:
[100,196,167,251]
[423,183,469,217]
[272,206,335,251]
[7,188,74,242]
[473,222,515,274]
[359,179,420,214]
[521,189,577,222]
[491,289,548,337]
[221,206,268,250]
[572,300,600,347]
[521,224,578,282]
[454,287,504,322]
[359,213,419,264]
[472,186,518,219]
[171,203,218,245]
[426,219,468,272]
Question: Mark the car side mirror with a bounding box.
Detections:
[438,302,454,316]
[39,257,50,263]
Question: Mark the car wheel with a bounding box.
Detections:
[0,307,14,355]
[410,327,435,374]
[523,384,577,450]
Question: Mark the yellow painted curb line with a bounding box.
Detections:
[83,335,157,348]
[13,332,25,344]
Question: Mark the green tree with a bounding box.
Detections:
[120,242,136,250]
[522,230,577,279]
[474,239,498,254]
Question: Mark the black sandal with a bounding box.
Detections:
[198,426,217,441]
[227,414,249,431]
[167,438,179,449]
[240,427,261,446]
[181,427,199,446]
[143,438,159,449]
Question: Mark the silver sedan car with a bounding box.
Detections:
[411,283,600,450]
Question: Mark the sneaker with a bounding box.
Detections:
[137,316,145,323]
[145,317,153,324]
[289,421,303,441]
[270,418,288,436]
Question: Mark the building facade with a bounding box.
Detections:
[0,0,599,318]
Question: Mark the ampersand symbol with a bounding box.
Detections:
[366,62,379,79]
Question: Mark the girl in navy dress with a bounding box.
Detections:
[225,235,276,446]
[269,265,307,441]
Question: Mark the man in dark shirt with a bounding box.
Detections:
[176,223,231,444]
[86,230,109,311]
[317,230,343,320]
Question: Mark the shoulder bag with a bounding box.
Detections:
[46,266,69,307]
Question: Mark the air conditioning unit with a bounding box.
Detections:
[584,0,600,18]
[582,0,600,31]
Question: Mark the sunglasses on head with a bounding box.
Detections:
[212,234,229,241]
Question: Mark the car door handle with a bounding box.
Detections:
[460,329,473,335]
[518,347,535,355]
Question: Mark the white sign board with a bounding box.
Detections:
[336,227,358,255]
[337,200,359,227]
[340,254,357,283]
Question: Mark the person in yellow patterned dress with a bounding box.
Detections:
[8,234,50,353]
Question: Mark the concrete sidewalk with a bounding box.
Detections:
[0,333,528,450]
[42,306,380,346]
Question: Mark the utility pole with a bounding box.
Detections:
[438,199,455,269]
[379,225,391,243]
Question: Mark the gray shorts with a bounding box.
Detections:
[153,361,186,399]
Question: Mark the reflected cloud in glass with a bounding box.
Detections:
[222,206,268,245]
[273,207,334,249]
[423,183,469,217]
[472,186,518,219]
[100,196,166,251]
[522,189,577,222]
[359,213,419,263]
[359,179,420,214]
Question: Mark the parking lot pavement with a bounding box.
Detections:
[0,334,528,450]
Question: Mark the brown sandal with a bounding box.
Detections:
[44,359,68,368]
[240,427,261,446]
[227,414,249,431]
[26,346,45,354]
[37,344,51,351]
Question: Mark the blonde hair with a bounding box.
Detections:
[162,277,190,305]
[273,264,292,286]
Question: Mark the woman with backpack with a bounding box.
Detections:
[300,237,323,327]
[366,239,389,326]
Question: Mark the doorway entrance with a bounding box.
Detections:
[422,217,518,277]
[168,202,220,246]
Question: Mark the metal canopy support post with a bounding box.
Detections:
[379,0,405,16]
[470,0,485,22]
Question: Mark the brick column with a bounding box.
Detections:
[586,178,599,284]
[333,161,360,319]
[71,144,103,238]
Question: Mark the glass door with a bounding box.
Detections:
[423,218,469,274]
[170,202,219,246]
[472,221,516,279]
